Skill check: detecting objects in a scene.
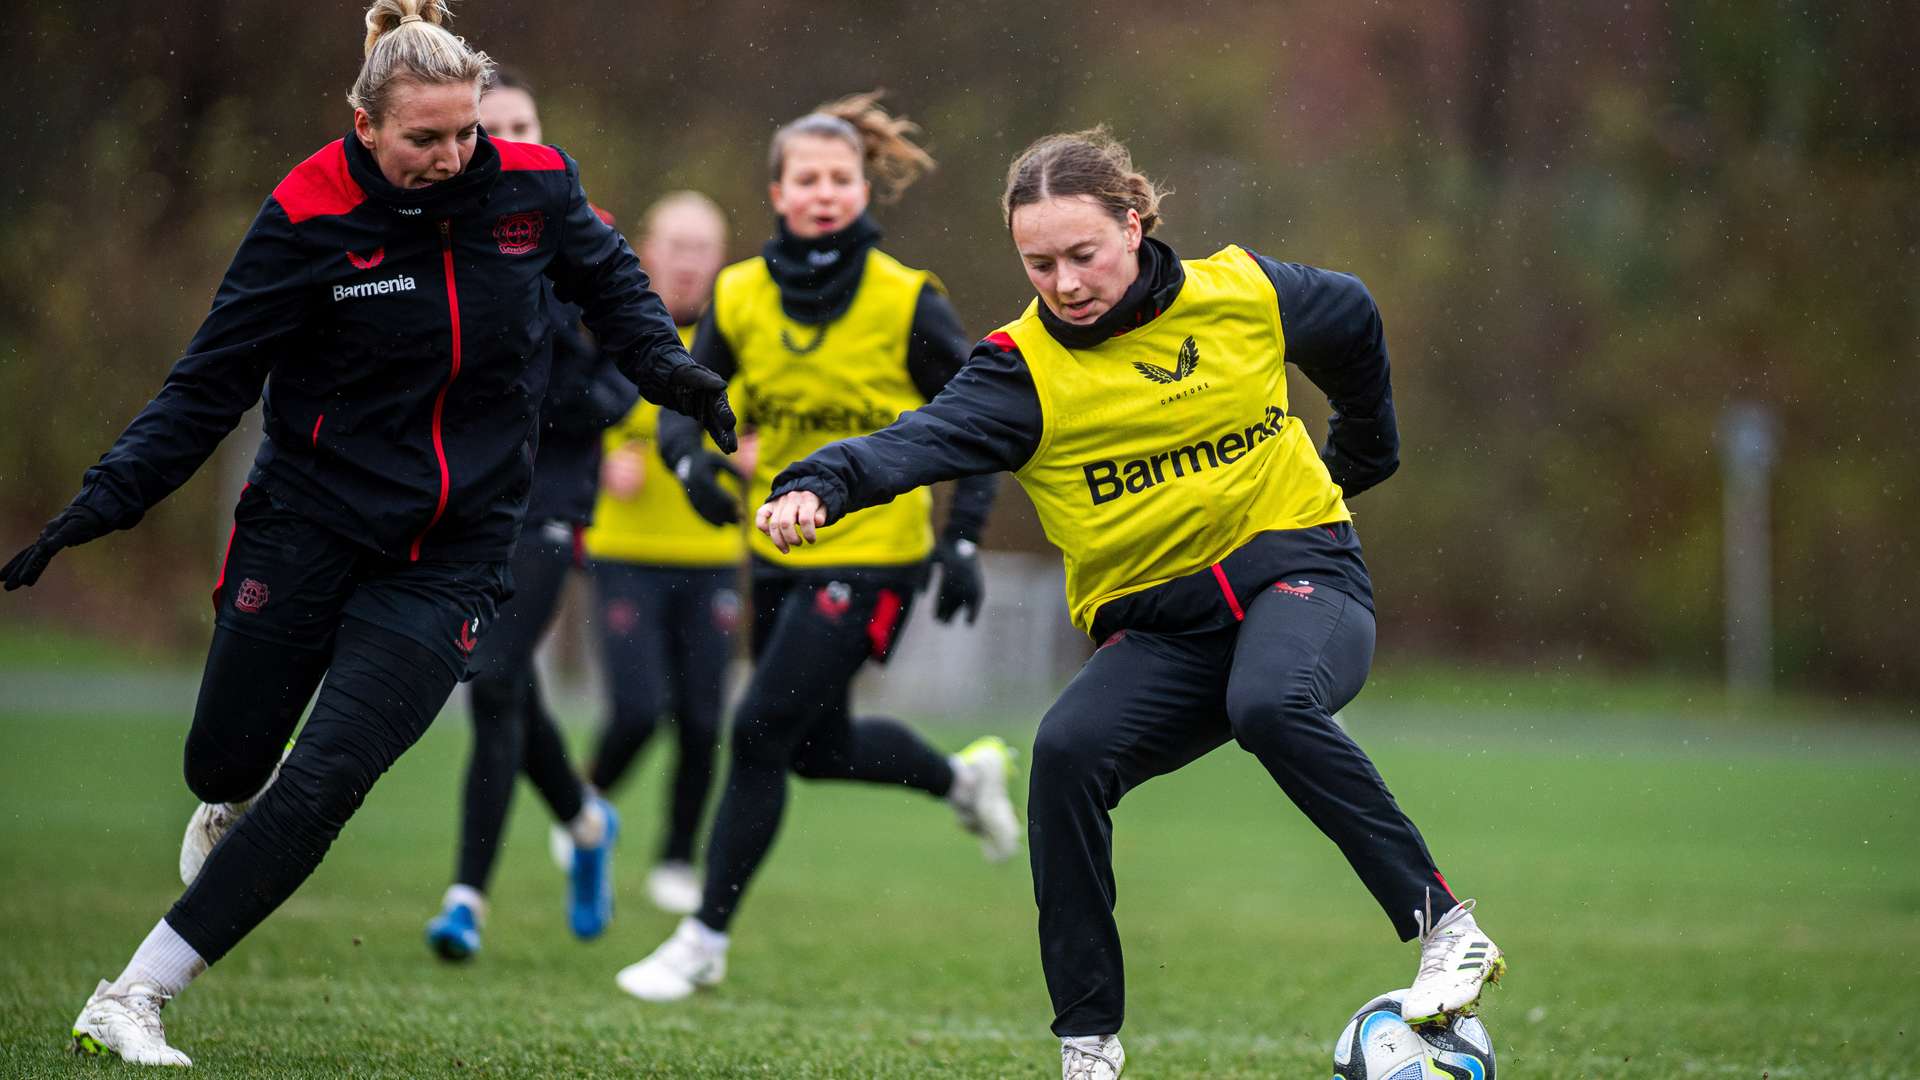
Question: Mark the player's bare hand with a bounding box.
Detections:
[756,490,826,554]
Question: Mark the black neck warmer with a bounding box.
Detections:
[344,130,502,221]
[762,213,883,325]
[1036,236,1187,350]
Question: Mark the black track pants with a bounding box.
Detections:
[168,620,460,962]
[587,562,736,863]
[1030,582,1447,1037]
[695,576,954,931]
[454,525,587,892]
[164,484,507,964]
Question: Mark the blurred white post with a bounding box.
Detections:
[1718,402,1778,696]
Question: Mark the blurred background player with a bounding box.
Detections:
[751,126,1503,1079]
[615,92,1019,1003]
[0,1,733,1064]
[560,190,745,915]
[423,66,637,962]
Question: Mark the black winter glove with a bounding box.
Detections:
[667,365,739,454]
[675,451,742,526]
[930,536,984,625]
[3,503,109,591]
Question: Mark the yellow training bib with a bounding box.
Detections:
[719,248,934,567]
[1006,245,1350,634]
[583,324,746,567]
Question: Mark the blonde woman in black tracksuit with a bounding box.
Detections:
[1,3,731,1065]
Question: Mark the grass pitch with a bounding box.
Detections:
[1,672,1915,1077]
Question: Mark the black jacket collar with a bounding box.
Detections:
[1036,237,1186,350]
[344,130,501,221]
[762,213,883,325]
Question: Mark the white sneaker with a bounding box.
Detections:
[1061,1034,1125,1079]
[548,823,574,872]
[614,917,728,1003]
[646,861,703,915]
[1402,897,1505,1025]
[71,980,192,1067]
[949,736,1021,863]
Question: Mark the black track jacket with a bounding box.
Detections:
[71,132,694,561]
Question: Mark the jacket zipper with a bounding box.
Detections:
[410,219,462,560]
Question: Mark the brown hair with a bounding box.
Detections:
[768,90,936,204]
[1002,126,1166,234]
[347,0,493,124]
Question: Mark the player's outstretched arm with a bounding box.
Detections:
[755,334,1042,553]
[544,152,734,452]
[6,198,310,590]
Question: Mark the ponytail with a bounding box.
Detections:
[348,0,493,124]
[768,90,936,204]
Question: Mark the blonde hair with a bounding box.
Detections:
[642,190,729,243]
[768,90,936,204]
[347,0,493,124]
[1002,126,1167,234]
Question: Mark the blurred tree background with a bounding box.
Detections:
[1,0,1913,695]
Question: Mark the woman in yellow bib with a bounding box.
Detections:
[573,191,743,916]
[616,93,1020,1003]
[755,129,1505,1079]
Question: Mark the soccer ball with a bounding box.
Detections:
[1332,1002,1431,1080]
[1332,990,1496,1080]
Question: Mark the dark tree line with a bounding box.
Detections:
[2,1,1913,694]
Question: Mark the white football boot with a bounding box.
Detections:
[948,736,1021,863]
[71,980,192,1067]
[179,758,283,886]
[1061,1034,1125,1079]
[1401,897,1505,1025]
[614,916,728,1003]
[646,861,703,915]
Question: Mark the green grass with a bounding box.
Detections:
[2,688,1917,1077]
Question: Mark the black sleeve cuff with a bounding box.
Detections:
[768,465,851,524]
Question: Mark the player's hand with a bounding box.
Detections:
[756,490,827,554]
[667,364,738,454]
[930,537,984,624]
[2,504,108,591]
[602,446,644,499]
[675,451,742,526]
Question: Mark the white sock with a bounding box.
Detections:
[442,884,487,924]
[684,916,729,952]
[110,919,207,999]
[567,798,608,849]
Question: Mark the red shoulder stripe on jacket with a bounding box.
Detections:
[984,331,1018,352]
[272,141,365,224]
[590,203,615,226]
[494,139,565,171]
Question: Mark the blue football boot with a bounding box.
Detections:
[426,889,484,961]
[568,797,620,939]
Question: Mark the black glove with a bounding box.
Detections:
[930,536,984,625]
[667,364,739,454]
[675,451,742,526]
[3,503,109,591]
